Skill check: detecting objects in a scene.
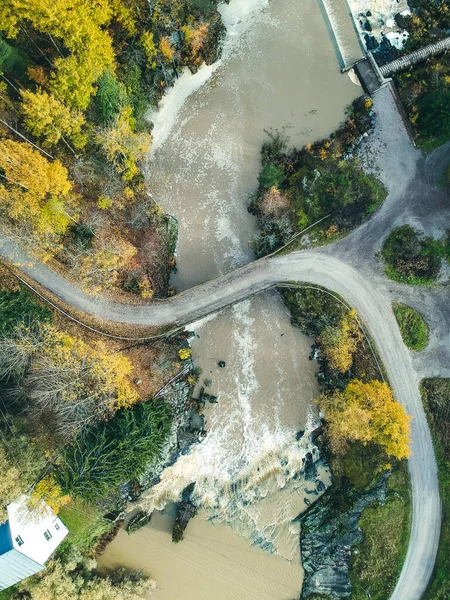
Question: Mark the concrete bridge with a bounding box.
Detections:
[355,36,450,95]
[380,36,450,77]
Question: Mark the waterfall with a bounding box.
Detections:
[318,0,363,70]
[140,415,330,561]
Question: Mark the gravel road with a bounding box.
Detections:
[0,83,446,599]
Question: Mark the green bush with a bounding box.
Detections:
[417,89,450,142]
[71,223,95,249]
[382,225,442,284]
[393,303,429,351]
[0,286,52,334]
[93,71,128,126]
[55,399,172,501]
[257,163,285,189]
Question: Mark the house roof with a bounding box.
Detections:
[6,496,68,565]
[0,548,43,590]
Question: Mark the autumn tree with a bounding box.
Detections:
[0,139,74,249]
[182,23,209,63]
[67,227,137,292]
[21,89,87,149]
[20,558,156,600]
[140,31,157,69]
[95,106,151,181]
[28,474,70,515]
[319,379,411,460]
[0,0,115,110]
[259,186,290,218]
[318,309,361,373]
[0,322,139,445]
[159,36,175,62]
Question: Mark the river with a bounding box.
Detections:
[98,0,360,597]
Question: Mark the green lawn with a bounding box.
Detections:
[393,303,429,351]
[58,498,114,554]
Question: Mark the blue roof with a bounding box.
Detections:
[0,523,13,555]
[0,548,43,590]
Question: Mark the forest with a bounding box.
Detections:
[395,0,450,147]
[0,0,224,298]
[0,263,194,599]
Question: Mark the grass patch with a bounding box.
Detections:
[421,379,450,600]
[350,461,412,600]
[0,285,53,334]
[393,303,429,351]
[58,498,114,554]
[0,588,18,600]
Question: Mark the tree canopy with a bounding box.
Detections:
[319,379,411,460]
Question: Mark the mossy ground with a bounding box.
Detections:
[350,461,412,600]
[393,303,429,351]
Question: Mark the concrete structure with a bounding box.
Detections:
[381,36,450,77]
[0,496,68,590]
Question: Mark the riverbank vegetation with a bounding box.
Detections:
[421,378,450,600]
[283,286,412,599]
[394,1,450,147]
[393,303,429,351]
[0,268,196,593]
[250,98,387,256]
[0,0,224,298]
[381,225,447,285]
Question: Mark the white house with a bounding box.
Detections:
[0,496,68,590]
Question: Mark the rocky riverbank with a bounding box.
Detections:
[300,473,390,598]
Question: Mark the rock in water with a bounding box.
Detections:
[172,483,198,543]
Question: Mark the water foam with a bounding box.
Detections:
[141,414,328,560]
[148,0,270,152]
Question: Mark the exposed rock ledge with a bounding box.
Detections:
[299,474,389,598]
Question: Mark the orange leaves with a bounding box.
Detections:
[159,36,175,62]
[319,379,412,460]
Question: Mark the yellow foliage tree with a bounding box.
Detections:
[72,229,137,292]
[95,106,151,180]
[0,139,73,245]
[140,31,157,69]
[21,89,87,149]
[159,36,175,62]
[28,474,71,515]
[178,348,191,360]
[0,0,115,111]
[318,309,361,373]
[319,379,411,460]
[181,23,209,62]
[5,322,140,442]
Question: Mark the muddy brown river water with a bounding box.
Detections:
[99,0,360,597]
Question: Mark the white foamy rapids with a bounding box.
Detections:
[348,0,410,47]
[140,415,329,560]
[321,0,355,67]
[147,0,270,152]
